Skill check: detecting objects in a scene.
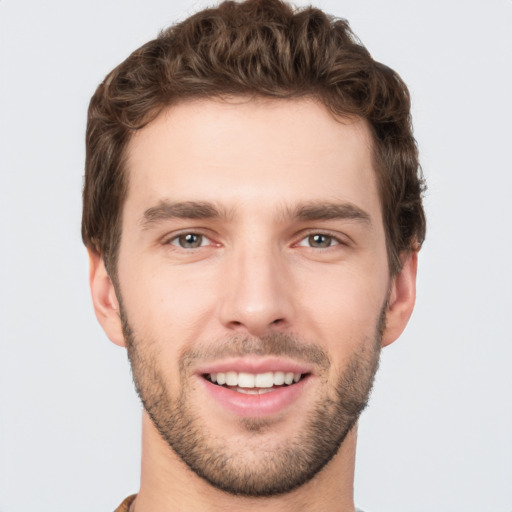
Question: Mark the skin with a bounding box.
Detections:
[89,97,417,512]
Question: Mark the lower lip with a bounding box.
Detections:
[199,376,309,418]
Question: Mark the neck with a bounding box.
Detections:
[132,413,357,512]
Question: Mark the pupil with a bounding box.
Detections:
[181,233,201,248]
[310,234,330,248]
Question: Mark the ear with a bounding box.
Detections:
[381,250,418,347]
[87,248,126,347]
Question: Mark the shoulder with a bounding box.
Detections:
[114,494,137,512]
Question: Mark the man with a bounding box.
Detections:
[82,0,426,510]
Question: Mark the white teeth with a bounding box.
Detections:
[235,387,274,395]
[238,372,255,388]
[255,372,274,387]
[273,371,285,385]
[209,371,304,388]
[234,387,259,395]
[226,371,238,386]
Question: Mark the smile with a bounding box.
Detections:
[205,371,306,394]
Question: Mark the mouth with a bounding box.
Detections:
[203,371,308,395]
[197,358,313,417]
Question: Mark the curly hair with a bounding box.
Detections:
[82,0,426,277]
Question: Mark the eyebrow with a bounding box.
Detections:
[139,199,372,229]
[140,200,229,229]
[292,202,372,225]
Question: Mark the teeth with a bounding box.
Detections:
[238,372,255,388]
[235,387,275,395]
[226,371,238,386]
[273,371,285,385]
[255,372,273,387]
[209,371,303,388]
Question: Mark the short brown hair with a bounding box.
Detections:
[82,0,426,277]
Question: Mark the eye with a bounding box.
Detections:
[298,233,340,249]
[169,232,209,249]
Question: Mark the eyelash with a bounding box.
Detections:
[166,232,212,249]
[164,230,346,250]
[296,232,343,249]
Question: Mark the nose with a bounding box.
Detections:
[218,242,295,337]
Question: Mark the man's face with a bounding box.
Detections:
[102,98,406,496]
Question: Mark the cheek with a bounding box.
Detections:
[118,259,219,344]
[295,265,388,356]
[119,266,218,395]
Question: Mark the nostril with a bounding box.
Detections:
[227,318,285,331]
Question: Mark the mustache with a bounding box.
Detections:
[179,332,331,372]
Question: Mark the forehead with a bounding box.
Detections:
[124,97,380,221]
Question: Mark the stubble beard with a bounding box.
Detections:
[120,305,385,497]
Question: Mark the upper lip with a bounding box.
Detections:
[195,356,314,376]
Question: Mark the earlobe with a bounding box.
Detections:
[87,248,126,347]
[381,250,418,347]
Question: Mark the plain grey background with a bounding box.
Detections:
[1,0,511,510]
